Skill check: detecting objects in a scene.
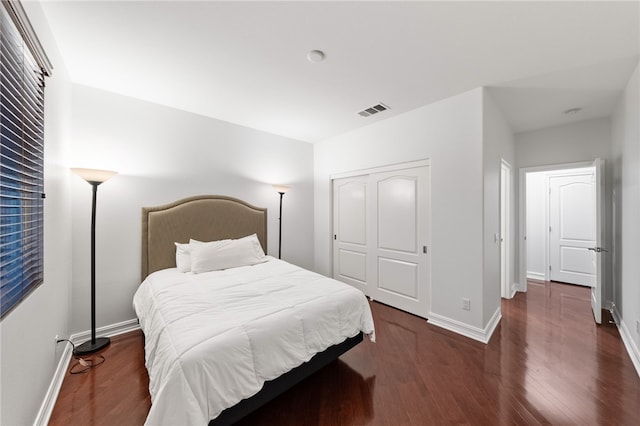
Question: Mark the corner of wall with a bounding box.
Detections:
[480,86,516,328]
[610,59,640,373]
[428,306,502,344]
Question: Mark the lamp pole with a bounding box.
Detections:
[71,168,116,356]
[278,191,284,259]
[89,182,99,345]
[273,185,290,260]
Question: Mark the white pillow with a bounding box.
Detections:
[174,239,204,272]
[190,234,266,274]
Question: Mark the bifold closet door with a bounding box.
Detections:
[333,166,429,318]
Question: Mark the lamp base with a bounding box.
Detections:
[74,337,110,356]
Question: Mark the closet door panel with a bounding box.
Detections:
[378,177,417,253]
[378,257,418,299]
[339,250,367,282]
[338,181,367,245]
[333,176,369,293]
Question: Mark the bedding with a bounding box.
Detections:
[174,240,203,272]
[133,256,375,425]
[190,233,267,273]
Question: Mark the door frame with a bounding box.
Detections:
[500,159,512,298]
[330,159,431,312]
[518,160,599,293]
[547,168,597,286]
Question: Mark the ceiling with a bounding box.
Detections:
[40,1,640,143]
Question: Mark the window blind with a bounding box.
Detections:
[0,3,46,319]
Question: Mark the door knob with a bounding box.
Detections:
[588,247,608,253]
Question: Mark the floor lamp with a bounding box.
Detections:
[273,185,291,259]
[72,168,117,356]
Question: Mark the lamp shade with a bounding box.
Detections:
[72,168,117,184]
[273,185,291,194]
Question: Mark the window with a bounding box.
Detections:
[1,1,52,319]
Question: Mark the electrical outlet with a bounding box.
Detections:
[462,298,471,311]
[54,334,65,356]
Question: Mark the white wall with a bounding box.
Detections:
[611,61,640,366]
[516,118,613,168]
[315,88,488,331]
[68,84,315,335]
[515,118,613,301]
[482,89,516,322]
[0,2,73,424]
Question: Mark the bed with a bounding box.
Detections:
[133,195,375,425]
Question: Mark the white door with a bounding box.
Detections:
[590,159,603,324]
[372,168,429,317]
[332,175,370,294]
[549,172,596,286]
[333,165,430,318]
[547,161,603,324]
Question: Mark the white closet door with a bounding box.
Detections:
[372,167,429,317]
[333,165,430,318]
[333,175,370,294]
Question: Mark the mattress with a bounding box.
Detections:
[133,257,375,425]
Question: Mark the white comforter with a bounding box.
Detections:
[133,257,375,425]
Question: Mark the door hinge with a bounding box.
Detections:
[423,246,427,254]
[549,226,552,233]
[549,265,552,271]
[334,234,337,240]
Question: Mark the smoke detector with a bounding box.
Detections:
[307,50,326,63]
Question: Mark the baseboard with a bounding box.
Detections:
[610,305,640,378]
[502,283,517,299]
[69,318,140,344]
[428,307,502,344]
[34,319,141,426]
[514,281,526,292]
[484,307,502,342]
[527,271,546,281]
[33,341,74,426]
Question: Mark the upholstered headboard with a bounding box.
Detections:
[141,195,267,280]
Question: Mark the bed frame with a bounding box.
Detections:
[140,195,364,425]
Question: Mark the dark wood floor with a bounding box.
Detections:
[49,281,640,425]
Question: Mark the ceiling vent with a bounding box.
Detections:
[357,103,390,118]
